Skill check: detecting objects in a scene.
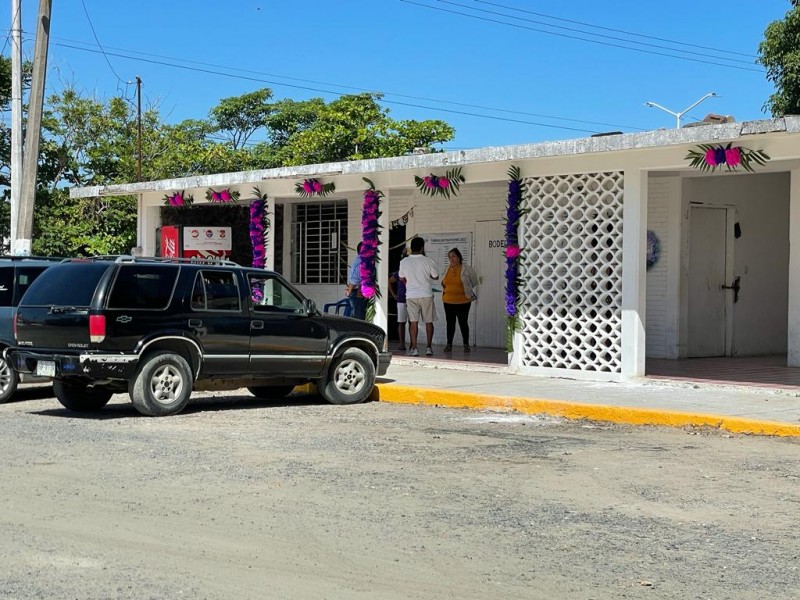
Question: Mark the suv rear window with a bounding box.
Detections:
[21,262,110,306]
[108,265,180,309]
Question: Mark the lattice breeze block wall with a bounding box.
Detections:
[519,172,624,372]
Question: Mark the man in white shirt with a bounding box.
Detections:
[398,236,439,356]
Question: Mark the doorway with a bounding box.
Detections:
[687,205,734,357]
[474,220,506,349]
[387,224,407,343]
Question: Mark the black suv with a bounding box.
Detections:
[0,256,62,403]
[6,257,391,416]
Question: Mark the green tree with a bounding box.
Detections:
[758,0,800,117]
[282,93,454,165]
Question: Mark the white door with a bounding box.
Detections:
[688,206,732,357]
[474,220,507,348]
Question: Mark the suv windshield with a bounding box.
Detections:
[21,262,110,306]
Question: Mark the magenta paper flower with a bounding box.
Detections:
[303,181,313,194]
[360,284,376,298]
[704,148,718,166]
[220,189,231,202]
[439,178,449,188]
[424,177,435,189]
[505,245,521,259]
[725,147,741,166]
[312,180,322,192]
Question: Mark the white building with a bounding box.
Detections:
[71,116,800,382]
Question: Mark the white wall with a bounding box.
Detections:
[645,176,681,358]
[682,173,790,356]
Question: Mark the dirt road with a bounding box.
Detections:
[1,387,799,599]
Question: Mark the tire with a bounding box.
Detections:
[0,354,19,404]
[53,380,113,412]
[319,348,375,405]
[130,352,193,416]
[247,385,296,399]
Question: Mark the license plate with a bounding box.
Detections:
[35,360,56,377]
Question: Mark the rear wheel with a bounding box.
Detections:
[247,385,296,399]
[0,354,19,403]
[130,352,193,416]
[53,380,113,412]
[318,348,375,405]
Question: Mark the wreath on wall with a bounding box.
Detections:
[295,178,336,197]
[414,167,465,199]
[685,143,769,173]
[206,188,240,203]
[163,191,193,207]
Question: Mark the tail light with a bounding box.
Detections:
[89,315,106,343]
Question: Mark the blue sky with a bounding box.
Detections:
[2,0,791,150]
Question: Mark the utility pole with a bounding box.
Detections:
[17,0,52,256]
[10,0,23,254]
[136,76,142,181]
[644,92,717,129]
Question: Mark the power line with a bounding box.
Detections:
[79,0,130,86]
[470,0,758,59]
[42,34,647,132]
[48,40,636,135]
[400,0,764,73]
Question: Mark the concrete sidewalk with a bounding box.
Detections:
[373,357,800,437]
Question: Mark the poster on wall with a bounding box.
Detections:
[183,226,232,259]
[417,232,473,347]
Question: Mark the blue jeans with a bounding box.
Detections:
[348,289,367,320]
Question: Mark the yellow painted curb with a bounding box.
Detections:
[372,383,800,438]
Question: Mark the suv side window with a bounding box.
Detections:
[248,274,304,313]
[0,268,14,307]
[108,265,179,310]
[191,270,241,312]
[14,267,49,305]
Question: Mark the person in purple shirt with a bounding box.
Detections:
[388,249,409,350]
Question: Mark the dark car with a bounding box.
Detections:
[6,256,391,416]
[0,256,62,402]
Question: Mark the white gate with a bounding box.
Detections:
[474,220,506,348]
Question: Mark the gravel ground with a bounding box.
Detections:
[1,385,800,600]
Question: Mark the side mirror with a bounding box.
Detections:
[303,298,317,315]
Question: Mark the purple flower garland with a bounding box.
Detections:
[249,198,266,269]
[359,178,383,301]
[504,165,524,352]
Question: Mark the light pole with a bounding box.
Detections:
[645,92,718,128]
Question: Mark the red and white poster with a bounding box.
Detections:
[182,227,232,259]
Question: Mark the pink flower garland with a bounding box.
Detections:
[205,188,240,203]
[359,178,383,299]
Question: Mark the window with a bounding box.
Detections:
[291,201,348,284]
[191,270,241,312]
[14,267,50,305]
[22,263,110,307]
[108,265,180,310]
[248,274,304,313]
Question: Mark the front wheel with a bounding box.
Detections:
[0,354,19,403]
[130,352,193,416]
[318,348,376,405]
[53,380,113,412]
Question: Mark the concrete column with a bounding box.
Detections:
[265,198,276,272]
[373,189,390,336]
[621,169,648,378]
[787,169,800,366]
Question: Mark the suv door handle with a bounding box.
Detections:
[188,319,202,328]
[251,320,264,330]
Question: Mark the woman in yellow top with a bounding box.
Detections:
[441,247,479,353]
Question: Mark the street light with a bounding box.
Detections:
[645,92,718,128]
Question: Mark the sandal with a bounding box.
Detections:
[463,345,470,353]
[444,345,452,352]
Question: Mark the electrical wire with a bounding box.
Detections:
[43,34,646,132]
[400,0,764,73]
[470,0,758,59]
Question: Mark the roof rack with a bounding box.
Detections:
[61,255,240,266]
[0,255,64,261]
